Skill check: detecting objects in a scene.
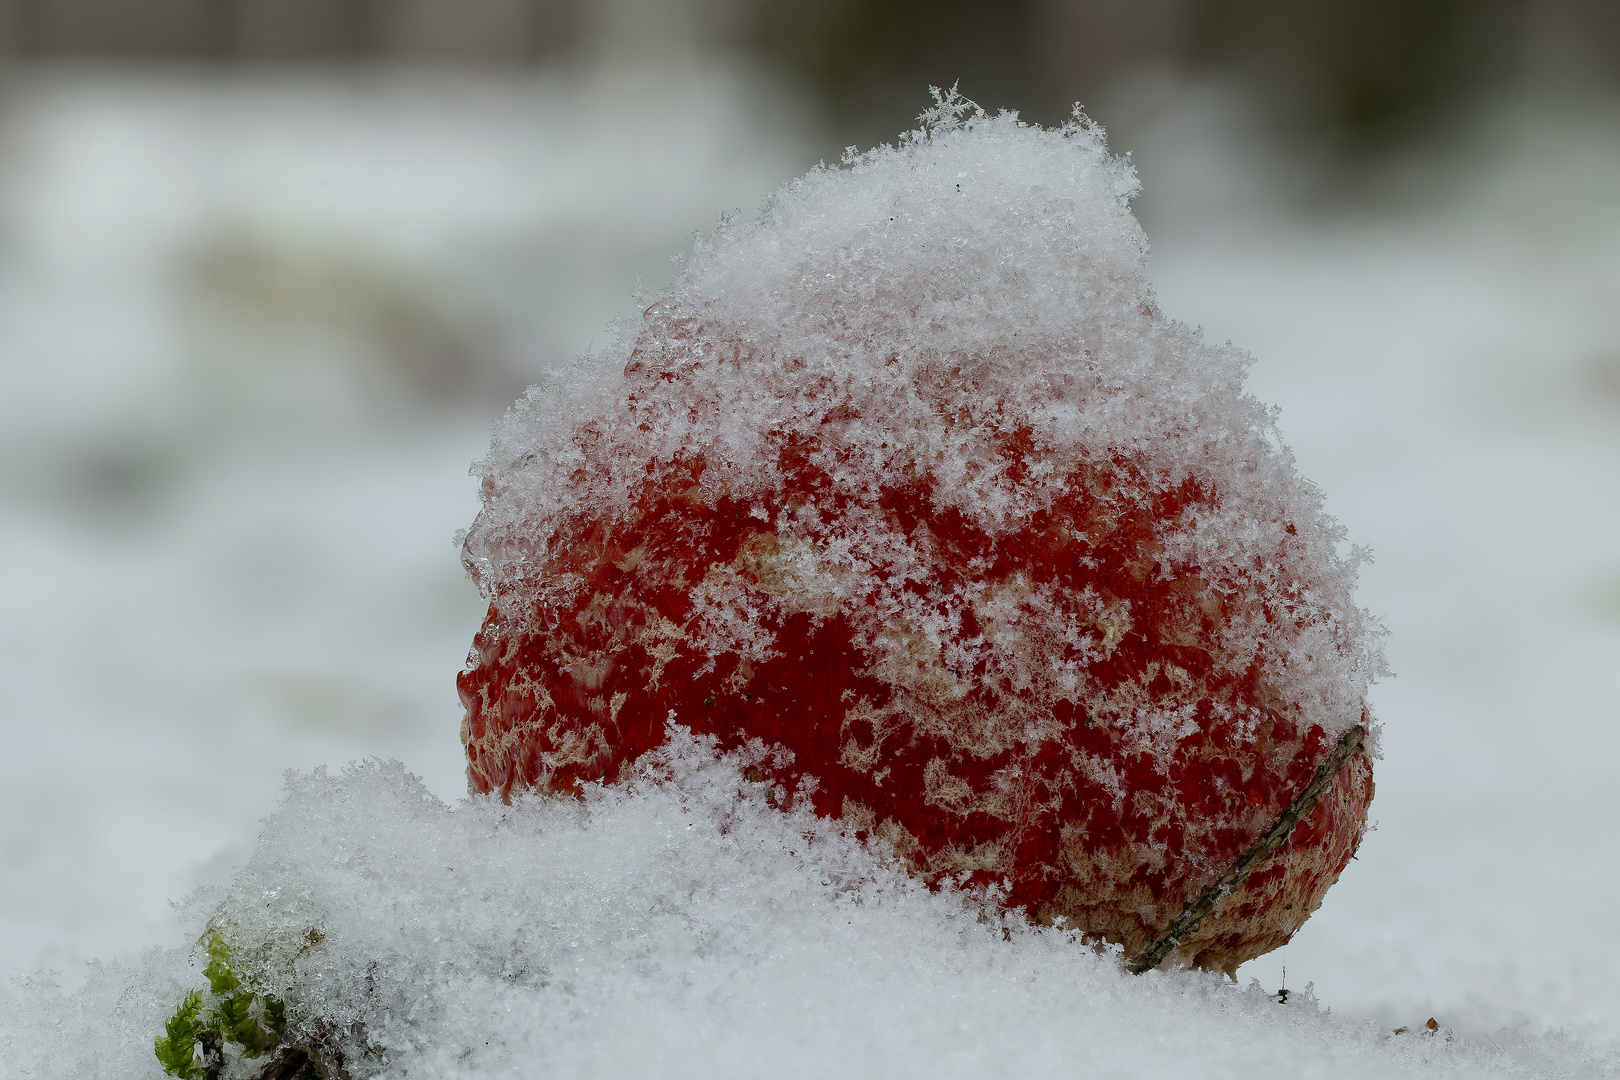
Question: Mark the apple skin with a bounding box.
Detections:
[457,336,1374,974]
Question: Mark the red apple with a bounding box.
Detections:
[457,98,1382,974]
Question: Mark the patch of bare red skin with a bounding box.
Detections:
[459,352,1369,970]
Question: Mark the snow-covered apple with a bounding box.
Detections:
[456,94,1385,974]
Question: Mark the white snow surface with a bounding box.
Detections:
[2,732,1604,1079]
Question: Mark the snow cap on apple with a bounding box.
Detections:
[457,91,1387,974]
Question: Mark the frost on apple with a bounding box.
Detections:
[457,90,1389,974]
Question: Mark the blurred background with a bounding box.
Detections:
[1,0,1618,1056]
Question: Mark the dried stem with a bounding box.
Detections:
[1126,720,1368,975]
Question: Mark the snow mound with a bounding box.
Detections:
[2,733,1607,1078]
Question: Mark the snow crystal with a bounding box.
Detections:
[4,739,1606,1079]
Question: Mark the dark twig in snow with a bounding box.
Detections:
[1128,719,1368,975]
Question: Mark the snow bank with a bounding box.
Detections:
[1,732,1607,1078]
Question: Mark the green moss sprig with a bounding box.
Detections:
[153,927,342,1080]
[153,989,213,1078]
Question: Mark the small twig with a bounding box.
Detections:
[1127,721,1367,974]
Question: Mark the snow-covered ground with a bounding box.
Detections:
[1,67,1618,1076]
